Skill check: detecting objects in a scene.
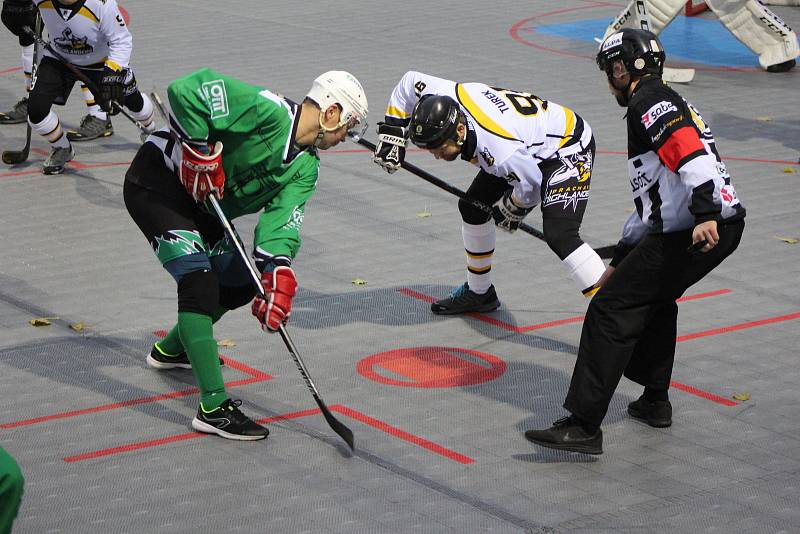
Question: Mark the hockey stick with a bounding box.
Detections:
[21,26,149,133]
[206,194,355,451]
[356,137,616,259]
[634,1,695,83]
[2,13,41,165]
[150,91,355,450]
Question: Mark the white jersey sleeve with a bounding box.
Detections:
[384,71,458,123]
[99,0,132,69]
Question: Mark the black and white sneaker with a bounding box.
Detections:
[431,283,500,315]
[146,344,224,370]
[191,399,269,441]
[67,114,113,142]
[42,144,75,175]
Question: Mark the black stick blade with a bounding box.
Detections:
[316,398,354,450]
[2,149,29,165]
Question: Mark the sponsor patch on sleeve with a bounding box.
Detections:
[641,100,678,130]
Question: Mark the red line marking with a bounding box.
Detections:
[399,287,730,334]
[0,161,131,178]
[669,381,737,407]
[1,333,273,428]
[1,389,198,429]
[677,311,800,342]
[63,405,474,464]
[331,405,475,464]
[0,66,23,76]
[508,5,761,73]
[63,407,317,463]
[397,287,746,406]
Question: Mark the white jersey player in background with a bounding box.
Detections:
[604,0,798,72]
[27,0,155,174]
[373,71,606,315]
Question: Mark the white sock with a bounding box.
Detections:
[562,243,606,296]
[462,221,496,294]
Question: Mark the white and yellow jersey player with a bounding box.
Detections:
[35,0,132,69]
[374,71,605,314]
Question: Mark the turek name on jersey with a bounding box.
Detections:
[641,101,678,129]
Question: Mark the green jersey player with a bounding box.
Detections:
[123,68,368,441]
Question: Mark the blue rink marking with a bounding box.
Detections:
[533,17,758,67]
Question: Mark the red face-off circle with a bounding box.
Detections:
[357,347,506,388]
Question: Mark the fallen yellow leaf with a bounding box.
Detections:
[29,318,53,326]
[217,339,236,348]
[783,167,796,174]
[69,322,85,332]
[755,116,773,122]
[416,211,432,218]
[732,392,750,401]
[351,278,368,286]
[775,236,799,245]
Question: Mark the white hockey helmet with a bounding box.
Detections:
[306,70,368,139]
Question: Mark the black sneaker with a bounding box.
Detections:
[146,344,224,370]
[431,283,500,315]
[524,416,603,455]
[628,395,672,428]
[191,399,269,441]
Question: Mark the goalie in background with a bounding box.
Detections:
[373,72,606,315]
[604,0,798,72]
[525,29,746,455]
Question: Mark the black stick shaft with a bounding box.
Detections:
[206,194,354,450]
[22,27,146,132]
[357,137,615,259]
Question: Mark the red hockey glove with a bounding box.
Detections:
[180,141,225,202]
[251,266,298,332]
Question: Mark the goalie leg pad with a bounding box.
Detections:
[707,0,799,68]
[603,0,686,40]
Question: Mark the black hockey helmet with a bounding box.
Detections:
[408,95,464,149]
[597,28,666,78]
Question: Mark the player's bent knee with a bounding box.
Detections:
[218,284,257,311]
[543,218,582,260]
[177,270,220,316]
[458,198,492,225]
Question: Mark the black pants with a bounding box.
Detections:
[459,139,595,260]
[564,219,745,427]
[28,56,144,123]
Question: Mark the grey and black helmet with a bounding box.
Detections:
[408,95,464,149]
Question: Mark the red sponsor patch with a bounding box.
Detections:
[657,126,704,171]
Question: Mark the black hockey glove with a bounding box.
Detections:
[1,0,36,44]
[492,191,533,233]
[99,65,125,114]
[373,122,407,174]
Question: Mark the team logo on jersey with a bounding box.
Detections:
[53,28,93,55]
[548,150,593,187]
[480,147,495,167]
[282,206,305,231]
[641,101,678,129]
[201,80,229,119]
